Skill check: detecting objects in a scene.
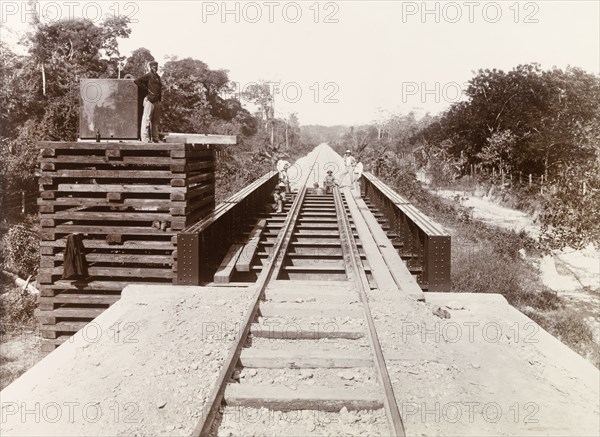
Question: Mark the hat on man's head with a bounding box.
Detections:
[274,186,281,191]
[345,150,351,154]
[149,61,158,66]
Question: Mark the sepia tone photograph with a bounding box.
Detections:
[0,1,599,436]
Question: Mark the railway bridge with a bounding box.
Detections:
[33,140,450,349]
[1,142,598,436]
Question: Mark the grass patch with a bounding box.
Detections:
[0,280,42,389]
[0,353,16,365]
[523,308,600,368]
[0,285,38,336]
[0,327,42,390]
[0,366,24,390]
[0,333,42,390]
[451,246,521,294]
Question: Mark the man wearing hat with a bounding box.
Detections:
[279,162,291,194]
[324,169,336,194]
[135,61,162,142]
[278,182,288,202]
[273,185,284,213]
[339,149,357,187]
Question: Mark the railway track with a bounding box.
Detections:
[193,154,406,436]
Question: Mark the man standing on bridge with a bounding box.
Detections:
[339,150,357,187]
[278,161,291,194]
[135,61,162,142]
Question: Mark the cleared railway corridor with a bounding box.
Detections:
[199,149,409,435]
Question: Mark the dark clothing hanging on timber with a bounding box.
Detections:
[62,234,88,279]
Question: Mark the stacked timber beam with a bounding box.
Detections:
[360,172,451,292]
[36,138,233,351]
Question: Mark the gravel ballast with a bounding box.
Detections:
[368,290,600,436]
[0,284,254,437]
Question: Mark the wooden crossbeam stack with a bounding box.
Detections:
[36,140,231,351]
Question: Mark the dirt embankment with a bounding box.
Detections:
[431,188,599,352]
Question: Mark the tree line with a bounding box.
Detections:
[310,65,599,249]
[0,13,598,253]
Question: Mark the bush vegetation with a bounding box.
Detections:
[0,274,42,389]
[1,216,40,279]
[523,308,599,366]
[0,284,38,335]
[0,216,40,337]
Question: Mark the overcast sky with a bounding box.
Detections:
[2,1,599,125]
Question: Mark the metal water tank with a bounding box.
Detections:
[79,79,139,140]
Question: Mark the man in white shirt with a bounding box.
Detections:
[339,150,357,187]
[279,162,291,194]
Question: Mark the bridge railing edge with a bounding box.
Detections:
[361,172,451,292]
[176,171,279,285]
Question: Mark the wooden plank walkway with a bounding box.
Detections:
[214,244,244,284]
[342,187,398,291]
[236,219,267,272]
[355,196,425,301]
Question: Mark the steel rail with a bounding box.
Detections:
[193,150,321,437]
[333,187,406,437]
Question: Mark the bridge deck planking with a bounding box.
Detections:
[341,188,398,291]
[259,301,363,318]
[354,195,426,301]
[200,153,408,434]
[197,148,398,435]
[239,347,373,369]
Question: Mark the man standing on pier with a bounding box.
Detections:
[135,61,162,142]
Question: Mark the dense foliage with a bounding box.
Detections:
[1,16,133,221]
[1,15,310,279]
[421,66,600,249]
[540,159,600,250]
[418,65,599,176]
